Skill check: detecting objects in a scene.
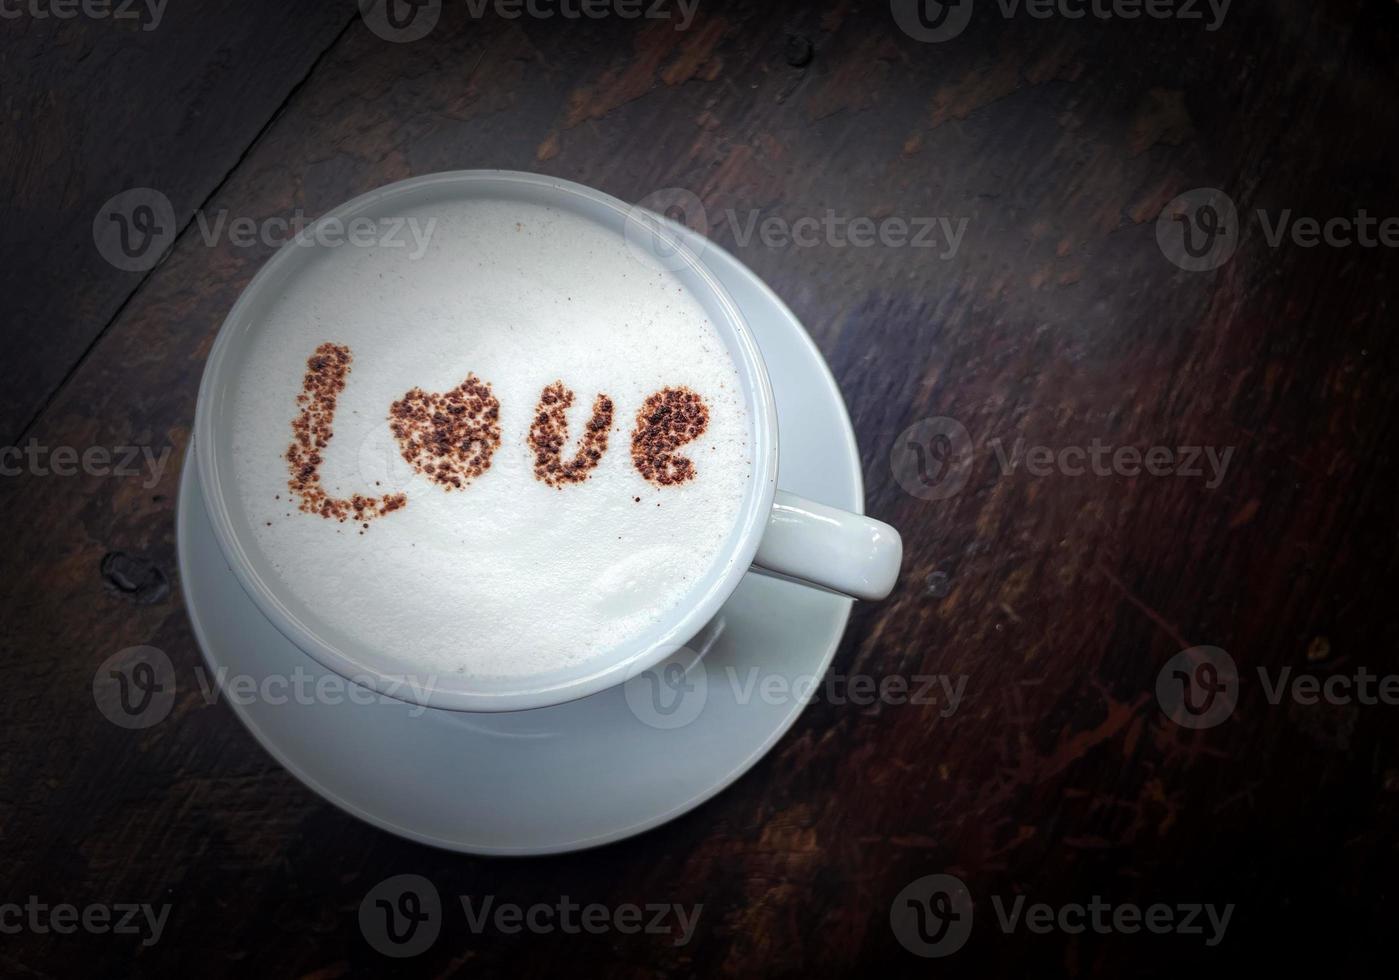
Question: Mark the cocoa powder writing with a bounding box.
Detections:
[287,348,710,512]
[529,381,614,487]
[285,343,407,524]
[631,386,710,486]
[389,375,502,490]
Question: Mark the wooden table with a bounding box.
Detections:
[4,0,1397,974]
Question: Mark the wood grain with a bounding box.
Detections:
[2,0,1398,974]
[0,0,353,443]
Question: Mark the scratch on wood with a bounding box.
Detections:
[1095,562,1189,650]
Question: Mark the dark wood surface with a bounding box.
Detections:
[4,0,1398,974]
[0,0,351,444]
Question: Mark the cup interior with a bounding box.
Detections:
[194,171,778,712]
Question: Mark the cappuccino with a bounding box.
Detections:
[229,198,753,679]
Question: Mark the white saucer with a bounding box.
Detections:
[176,231,863,855]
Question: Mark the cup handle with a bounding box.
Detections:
[751,490,903,600]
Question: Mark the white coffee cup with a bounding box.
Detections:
[194,171,902,712]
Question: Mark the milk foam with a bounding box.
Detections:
[229,197,752,679]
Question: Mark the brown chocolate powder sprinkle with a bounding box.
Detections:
[389,375,502,490]
[285,342,408,525]
[528,381,614,488]
[631,386,710,486]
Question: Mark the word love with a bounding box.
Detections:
[284,343,710,526]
